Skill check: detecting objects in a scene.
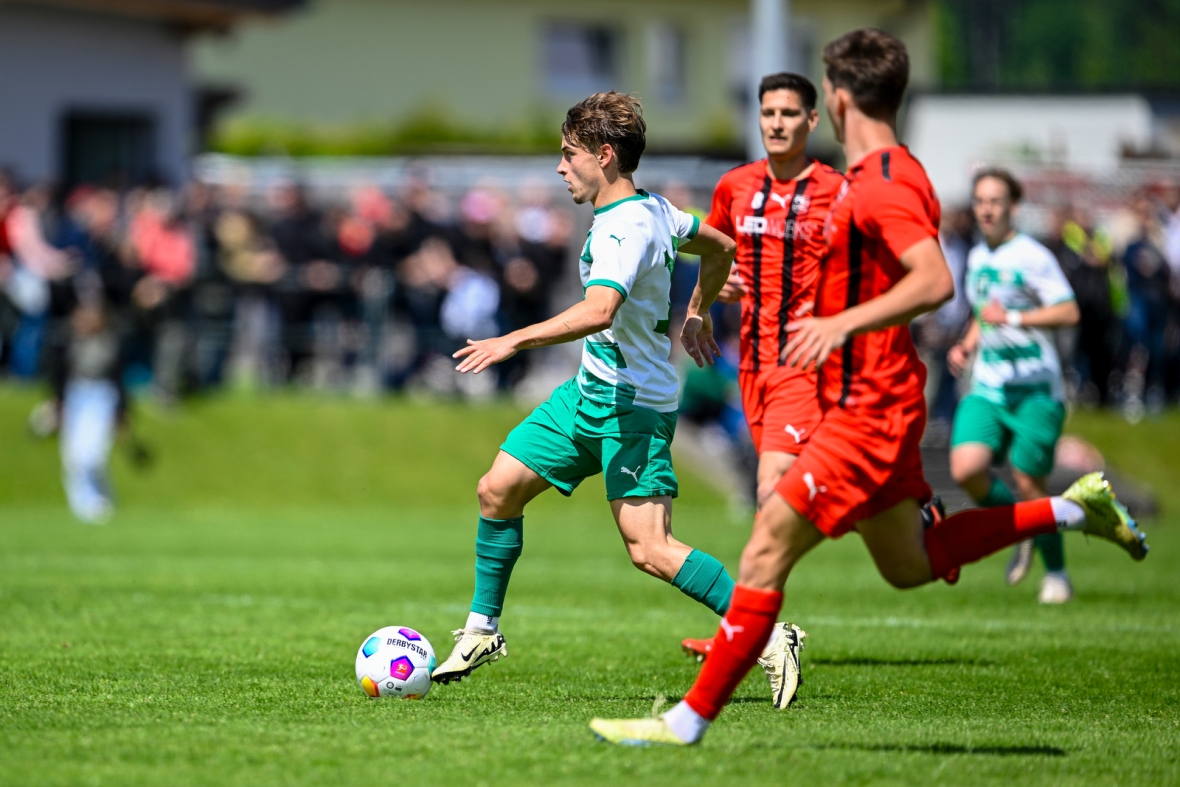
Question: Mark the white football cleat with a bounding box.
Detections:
[1038,572,1074,604]
[757,622,806,709]
[430,628,507,684]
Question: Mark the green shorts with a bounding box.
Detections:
[951,392,1065,477]
[501,378,678,500]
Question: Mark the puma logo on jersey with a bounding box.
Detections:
[784,424,806,444]
[609,234,625,246]
[769,192,790,210]
[803,472,827,501]
[719,618,745,642]
[620,465,642,482]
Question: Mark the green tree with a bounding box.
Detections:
[937,0,1180,89]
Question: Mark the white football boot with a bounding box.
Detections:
[1038,572,1074,604]
[1005,539,1035,585]
[431,628,507,684]
[757,622,807,709]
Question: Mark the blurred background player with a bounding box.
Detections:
[591,28,1148,747]
[430,92,741,685]
[948,168,1080,604]
[59,295,125,524]
[678,71,847,708]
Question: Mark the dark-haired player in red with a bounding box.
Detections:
[678,72,845,709]
[591,28,1147,747]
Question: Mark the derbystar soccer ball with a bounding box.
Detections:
[355,626,436,699]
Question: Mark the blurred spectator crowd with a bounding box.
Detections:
[0,170,575,403]
[3,165,1180,432]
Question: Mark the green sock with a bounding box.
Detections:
[1035,531,1066,572]
[979,476,1017,507]
[470,516,524,617]
[671,549,735,616]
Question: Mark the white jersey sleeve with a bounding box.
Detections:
[584,219,646,300]
[669,206,701,244]
[1028,245,1075,306]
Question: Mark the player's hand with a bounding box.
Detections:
[947,343,970,376]
[979,298,1006,326]
[680,311,722,368]
[453,336,518,374]
[782,316,848,370]
[715,267,746,304]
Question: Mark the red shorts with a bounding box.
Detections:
[775,398,933,538]
[739,367,822,456]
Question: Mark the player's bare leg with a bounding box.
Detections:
[478,450,553,520]
[756,451,797,511]
[680,452,810,708]
[433,452,550,684]
[611,497,692,581]
[682,450,798,658]
[855,498,934,588]
[611,496,738,617]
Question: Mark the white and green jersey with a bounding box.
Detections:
[577,190,701,413]
[966,233,1075,404]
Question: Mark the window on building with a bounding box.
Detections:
[647,22,686,105]
[542,22,620,96]
[62,112,155,188]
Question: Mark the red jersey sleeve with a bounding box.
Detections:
[705,174,735,239]
[858,178,938,261]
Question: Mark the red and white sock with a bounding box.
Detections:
[682,585,783,722]
[924,498,1061,581]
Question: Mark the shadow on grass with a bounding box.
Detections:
[805,742,1066,757]
[810,657,989,667]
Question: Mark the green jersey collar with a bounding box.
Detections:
[594,189,649,215]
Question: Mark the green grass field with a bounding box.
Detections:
[1,388,1177,786]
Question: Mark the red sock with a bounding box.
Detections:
[924,499,1058,580]
[684,585,782,720]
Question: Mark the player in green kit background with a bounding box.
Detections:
[948,168,1081,604]
[431,92,742,684]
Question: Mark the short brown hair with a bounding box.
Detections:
[973,167,1024,203]
[562,91,646,174]
[758,72,817,111]
[822,29,909,120]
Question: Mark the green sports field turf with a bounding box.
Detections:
[0,388,1177,786]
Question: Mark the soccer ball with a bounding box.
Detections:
[354,626,436,699]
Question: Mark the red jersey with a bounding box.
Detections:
[706,159,846,373]
[817,145,941,411]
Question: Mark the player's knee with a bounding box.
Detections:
[950,458,985,487]
[476,473,511,516]
[625,543,656,575]
[879,560,932,589]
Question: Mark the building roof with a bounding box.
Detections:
[17,0,304,28]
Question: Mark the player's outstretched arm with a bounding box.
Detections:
[784,236,953,369]
[979,298,1079,329]
[453,286,624,374]
[679,223,737,367]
